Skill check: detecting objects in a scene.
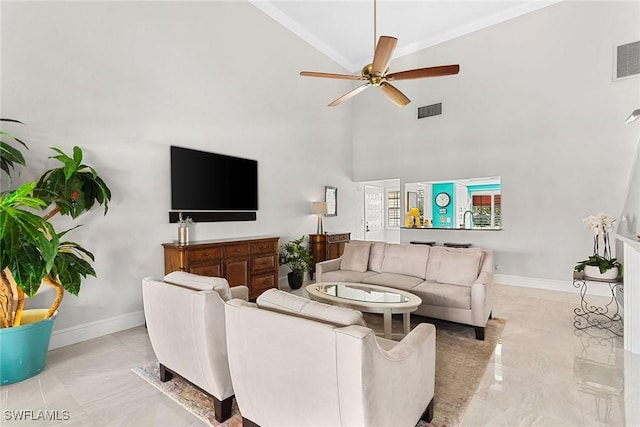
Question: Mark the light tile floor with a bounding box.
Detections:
[1,284,637,426]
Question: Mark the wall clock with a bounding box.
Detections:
[435,192,451,208]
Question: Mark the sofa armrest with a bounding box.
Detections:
[335,323,436,426]
[471,270,494,326]
[473,270,493,287]
[315,258,341,282]
[375,323,436,361]
[229,285,249,301]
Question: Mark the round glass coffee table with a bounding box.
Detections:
[306,282,422,340]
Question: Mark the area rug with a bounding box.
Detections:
[133,315,505,427]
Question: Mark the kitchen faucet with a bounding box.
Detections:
[461,210,474,229]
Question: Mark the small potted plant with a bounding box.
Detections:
[575,213,622,280]
[279,236,312,289]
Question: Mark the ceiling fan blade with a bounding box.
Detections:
[379,82,410,107]
[371,36,397,75]
[300,71,364,81]
[386,64,460,81]
[328,83,370,107]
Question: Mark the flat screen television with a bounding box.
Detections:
[170,146,258,211]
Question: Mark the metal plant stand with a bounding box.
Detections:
[573,272,623,337]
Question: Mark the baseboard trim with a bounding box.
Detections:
[495,273,617,297]
[49,310,146,350]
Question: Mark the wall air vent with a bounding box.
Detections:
[615,40,639,81]
[417,103,442,119]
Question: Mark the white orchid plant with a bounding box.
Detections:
[575,213,622,276]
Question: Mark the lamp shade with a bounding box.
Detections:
[408,208,420,217]
[311,201,328,215]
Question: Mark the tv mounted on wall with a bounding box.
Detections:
[170,146,258,211]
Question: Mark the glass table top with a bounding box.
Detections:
[313,283,410,304]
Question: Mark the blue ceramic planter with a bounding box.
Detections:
[0,310,56,385]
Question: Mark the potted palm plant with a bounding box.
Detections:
[279,236,312,289]
[0,119,111,384]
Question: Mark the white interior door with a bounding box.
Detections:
[364,185,384,241]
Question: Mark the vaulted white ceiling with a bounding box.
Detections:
[249,0,560,72]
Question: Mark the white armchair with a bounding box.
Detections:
[142,272,248,422]
[225,289,436,427]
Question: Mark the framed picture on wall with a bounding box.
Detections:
[325,186,337,217]
[407,191,417,211]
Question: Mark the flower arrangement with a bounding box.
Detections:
[575,213,622,276]
[177,212,193,228]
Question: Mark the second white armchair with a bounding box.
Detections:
[225,289,436,427]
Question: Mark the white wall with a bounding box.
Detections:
[352,1,640,282]
[1,1,357,333]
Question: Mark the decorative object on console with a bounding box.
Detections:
[575,213,622,280]
[279,236,313,289]
[310,201,327,234]
[177,213,193,245]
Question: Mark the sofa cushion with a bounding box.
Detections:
[363,273,424,291]
[321,270,379,283]
[163,271,233,301]
[436,250,483,286]
[340,242,371,272]
[412,281,471,309]
[257,289,366,327]
[368,242,387,272]
[426,247,484,283]
[381,244,430,279]
[346,240,386,272]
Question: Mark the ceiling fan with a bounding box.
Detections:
[299,0,460,107]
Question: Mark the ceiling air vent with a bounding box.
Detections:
[417,102,442,119]
[615,40,639,80]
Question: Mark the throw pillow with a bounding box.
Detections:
[257,289,366,327]
[436,250,483,286]
[381,244,430,279]
[164,271,233,301]
[340,242,371,273]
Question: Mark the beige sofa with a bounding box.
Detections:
[225,289,436,427]
[316,241,494,340]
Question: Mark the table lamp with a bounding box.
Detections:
[311,201,328,234]
[408,207,420,228]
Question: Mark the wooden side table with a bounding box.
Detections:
[309,232,350,276]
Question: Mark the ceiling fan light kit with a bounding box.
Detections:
[300,1,460,107]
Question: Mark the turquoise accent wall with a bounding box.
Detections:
[467,183,501,193]
[431,182,454,228]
